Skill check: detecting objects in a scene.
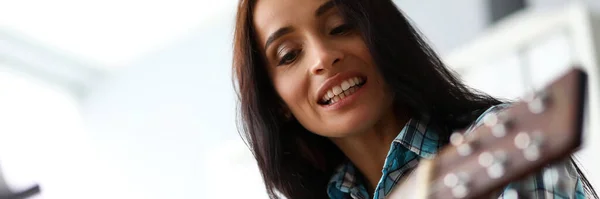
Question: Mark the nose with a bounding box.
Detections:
[309,41,344,75]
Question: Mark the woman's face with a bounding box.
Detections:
[253,0,393,138]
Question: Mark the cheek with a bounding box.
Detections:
[351,40,373,65]
[273,71,312,114]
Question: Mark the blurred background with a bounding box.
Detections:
[0,0,599,198]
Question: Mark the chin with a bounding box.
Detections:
[320,110,381,138]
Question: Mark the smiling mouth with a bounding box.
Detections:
[318,77,366,105]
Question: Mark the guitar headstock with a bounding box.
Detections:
[428,68,587,199]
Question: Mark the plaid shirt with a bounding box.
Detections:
[327,104,586,199]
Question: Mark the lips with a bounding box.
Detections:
[316,73,367,106]
[319,77,365,105]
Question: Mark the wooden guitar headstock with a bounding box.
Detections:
[428,68,587,199]
[384,68,588,199]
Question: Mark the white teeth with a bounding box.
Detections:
[332,86,343,95]
[341,80,350,90]
[333,96,340,103]
[321,77,364,104]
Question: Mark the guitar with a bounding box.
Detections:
[387,68,588,199]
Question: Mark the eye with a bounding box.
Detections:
[278,49,301,66]
[329,24,353,35]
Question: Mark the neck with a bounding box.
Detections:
[330,110,409,195]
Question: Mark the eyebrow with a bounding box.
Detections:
[263,1,335,50]
[315,1,335,17]
[264,27,294,50]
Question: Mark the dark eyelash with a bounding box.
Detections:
[330,24,353,35]
[277,49,301,66]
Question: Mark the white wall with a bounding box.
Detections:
[396,0,600,56]
[81,11,267,198]
[0,66,120,199]
[394,0,489,55]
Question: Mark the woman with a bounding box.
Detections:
[232,0,597,198]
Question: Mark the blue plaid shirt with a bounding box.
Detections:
[327,104,586,199]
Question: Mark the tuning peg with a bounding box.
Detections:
[525,90,551,114]
[514,132,531,149]
[483,113,499,127]
[523,146,540,161]
[452,184,469,198]
[478,150,509,179]
[514,131,544,148]
[478,151,494,167]
[484,112,515,138]
[491,123,507,137]
[487,162,506,179]
[451,132,476,156]
[478,150,508,167]
[528,99,545,114]
[444,172,471,198]
[450,132,465,146]
[444,172,471,187]
[444,173,459,187]
[457,143,473,156]
[514,131,544,161]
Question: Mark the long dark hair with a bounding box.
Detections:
[232,0,597,198]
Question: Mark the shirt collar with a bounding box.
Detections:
[392,116,441,159]
[327,116,444,198]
